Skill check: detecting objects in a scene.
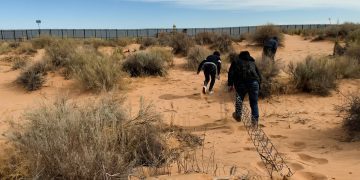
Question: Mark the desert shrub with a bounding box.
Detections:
[11,56,28,70]
[345,43,360,60]
[3,96,168,179]
[340,95,360,140]
[84,38,116,49]
[31,36,55,49]
[123,49,170,77]
[249,24,284,46]
[111,47,126,61]
[256,56,281,98]
[195,32,218,45]
[170,33,194,55]
[346,29,360,43]
[148,47,174,67]
[334,56,360,78]
[288,56,336,96]
[140,37,158,50]
[15,42,37,55]
[16,61,48,91]
[8,42,20,48]
[45,39,76,69]
[71,50,123,92]
[311,34,326,42]
[186,46,210,71]
[0,42,11,54]
[211,34,234,53]
[325,23,360,39]
[157,32,173,46]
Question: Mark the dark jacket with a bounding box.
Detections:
[197,55,222,75]
[227,51,261,87]
[264,38,278,53]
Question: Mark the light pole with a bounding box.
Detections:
[36,20,41,36]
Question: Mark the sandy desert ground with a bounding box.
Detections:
[1,35,359,180]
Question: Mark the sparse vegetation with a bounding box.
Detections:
[140,37,158,50]
[123,48,173,77]
[71,50,123,92]
[170,33,194,55]
[0,42,11,54]
[195,32,218,45]
[31,36,55,49]
[45,39,77,68]
[255,56,281,98]
[340,95,360,140]
[11,56,28,70]
[2,97,170,179]
[15,42,37,55]
[186,46,210,71]
[16,61,48,91]
[288,56,337,96]
[334,56,360,79]
[248,24,284,46]
[211,34,234,53]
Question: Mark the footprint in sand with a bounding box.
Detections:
[298,153,329,164]
[243,147,256,151]
[289,162,305,171]
[291,141,307,152]
[270,135,288,139]
[299,171,328,180]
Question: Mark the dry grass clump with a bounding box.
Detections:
[288,56,337,96]
[195,32,218,45]
[1,96,169,179]
[324,23,360,39]
[340,95,360,140]
[16,61,48,91]
[15,42,37,55]
[170,33,194,55]
[140,37,159,50]
[111,47,126,61]
[334,56,360,79]
[71,50,123,92]
[255,56,281,98]
[211,34,234,53]
[157,32,173,46]
[345,43,360,60]
[11,56,28,70]
[248,24,284,46]
[45,39,77,68]
[31,36,55,49]
[123,48,173,77]
[186,46,211,71]
[0,42,11,55]
[84,38,117,49]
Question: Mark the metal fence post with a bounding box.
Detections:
[83,29,85,39]
[73,29,75,38]
[0,30,3,40]
[116,29,118,39]
[247,26,250,33]
[13,30,16,41]
[25,30,29,40]
[61,29,64,39]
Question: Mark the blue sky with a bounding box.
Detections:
[0,0,359,29]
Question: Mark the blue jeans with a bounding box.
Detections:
[235,80,260,122]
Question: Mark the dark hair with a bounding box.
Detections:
[213,51,220,57]
[273,36,279,41]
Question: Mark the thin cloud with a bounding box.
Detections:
[129,0,360,10]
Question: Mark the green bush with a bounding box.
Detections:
[186,46,210,71]
[249,24,284,46]
[195,32,218,45]
[16,61,48,91]
[288,56,337,96]
[123,48,172,77]
[3,97,167,179]
[211,34,234,53]
[71,50,123,92]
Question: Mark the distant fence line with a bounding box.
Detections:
[0,24,331,41]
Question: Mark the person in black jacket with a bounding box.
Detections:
[263,36,278,61]
[197,51,222,94]
[228,51,261,127]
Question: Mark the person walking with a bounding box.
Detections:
[197,51,222,94]
[263,36,279,61]
[228,51,261,127]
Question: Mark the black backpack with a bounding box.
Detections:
[238,60,259,81]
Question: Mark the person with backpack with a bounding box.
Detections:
[228,51,261,127]
[263,36,279,61]
[197,51,222,94]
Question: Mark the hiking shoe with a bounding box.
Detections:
[202,86,207,94]
[232,112,241,122]
[209,90,214,95]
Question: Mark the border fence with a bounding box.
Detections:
[0,24,331,41]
